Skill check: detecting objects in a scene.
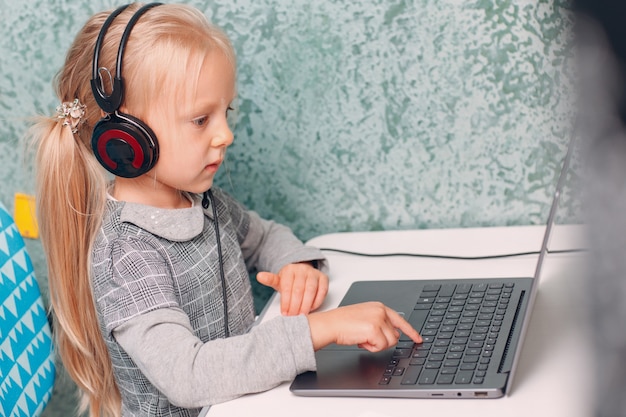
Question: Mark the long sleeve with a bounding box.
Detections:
[113,307,316,407]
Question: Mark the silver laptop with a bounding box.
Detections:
[290,137,575,399]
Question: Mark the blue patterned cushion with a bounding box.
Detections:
[0,203,55,417]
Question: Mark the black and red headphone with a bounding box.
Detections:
[90,3,162,178]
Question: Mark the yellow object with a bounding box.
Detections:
[13,193,39,239]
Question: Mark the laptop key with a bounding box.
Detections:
[410,357,426,366]
[455,370,474,384]
[409,309,428,329]
[443,359,460,367]
[392,348,412,359]
[455,284,472,294]
[396,341,415,349]
[437,374,455,384]
[438,284,456,297]
[401,365,422,385]
[393,367,405,376]
[418,368,439,384]
[400,309,428,341]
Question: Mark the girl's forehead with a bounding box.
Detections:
[192,51,236,97]
[157,50,236,93]
[150,51,235,115]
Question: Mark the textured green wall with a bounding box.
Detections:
[1,0,574,245]
[212,0,576,240]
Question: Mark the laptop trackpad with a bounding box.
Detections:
[293,349,392,391]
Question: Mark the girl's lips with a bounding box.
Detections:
[206,159,222,172]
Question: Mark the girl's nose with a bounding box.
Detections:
[212,120,234,148]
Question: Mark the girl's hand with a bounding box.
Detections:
[257,262,329,316]
[307,302,422,352]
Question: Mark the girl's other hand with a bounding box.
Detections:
[257,262,329,316]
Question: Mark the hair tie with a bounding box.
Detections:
[56,98,87,134]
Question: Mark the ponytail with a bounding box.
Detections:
[29,114,119,416]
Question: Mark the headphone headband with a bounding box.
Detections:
[90,3,162,113]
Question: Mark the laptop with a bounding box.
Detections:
[290,137,575,399]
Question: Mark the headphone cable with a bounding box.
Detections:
[204,189,230,338]
[317,247,586,260]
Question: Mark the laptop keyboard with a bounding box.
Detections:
[380,282,515,386]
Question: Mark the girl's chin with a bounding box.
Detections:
[190,178,215,194]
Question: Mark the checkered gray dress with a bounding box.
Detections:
[91,186,321,416]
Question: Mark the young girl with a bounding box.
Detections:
[30,3,421,417]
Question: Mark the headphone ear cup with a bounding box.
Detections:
[91,112,159,178]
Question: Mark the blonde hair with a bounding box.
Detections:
[29,4,235,416]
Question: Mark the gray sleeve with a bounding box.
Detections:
[240,210,328,274]
[113,308,316,407]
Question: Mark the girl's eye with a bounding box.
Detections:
[192,116,208,127]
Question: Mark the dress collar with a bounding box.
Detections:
[116,193,211,242]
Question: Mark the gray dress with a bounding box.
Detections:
[91,186,324,416]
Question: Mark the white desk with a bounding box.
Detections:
[206,225,591,417]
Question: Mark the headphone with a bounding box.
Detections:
[90,3,162,178]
